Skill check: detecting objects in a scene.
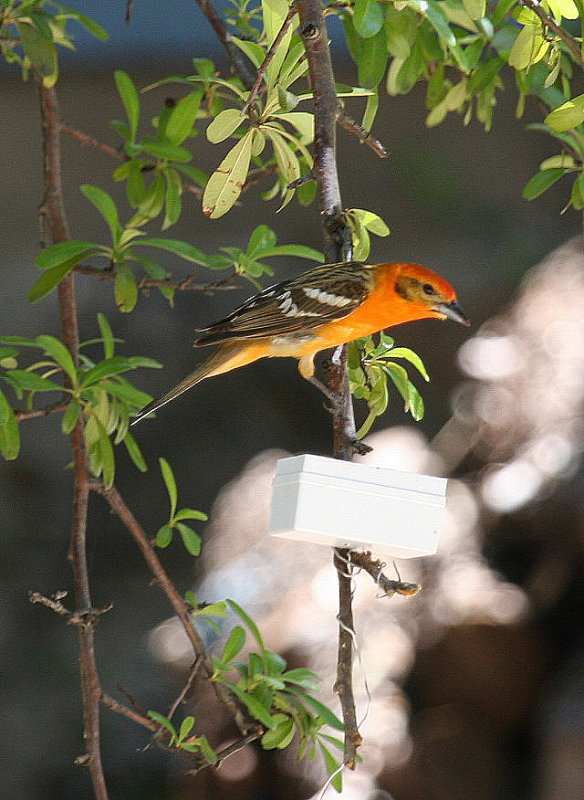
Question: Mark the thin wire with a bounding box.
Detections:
[317,761,345,800]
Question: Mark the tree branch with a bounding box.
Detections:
[332,549,362,768]
[242,3,298,115]
[348,552,421,598]
[14,399,69,421]
[336,108,388,159]
[192,0,256,89]
[38,82,109,800]
[519,0,584,70]
[96,482,256,737]
[75,265,240,294]
[296,0,361,770]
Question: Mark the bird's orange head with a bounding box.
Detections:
[387,262,469,327]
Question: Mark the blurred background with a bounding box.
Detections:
[2,1,584,798]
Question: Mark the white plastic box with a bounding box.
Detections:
[269,454,447,559]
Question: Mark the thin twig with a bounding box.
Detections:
[38,82,109,800]
[60,123,124,161]
[96,483,256,737]
[242,3,298,114]
[101,692,159,732]
[75,265,240,293]
[166,658,204,722]
[184,731,263,776]
[192,0,256,89]
[519,0,584,70]
[14,399,69,421]
[336,109,388,159]
[348,552,421,598]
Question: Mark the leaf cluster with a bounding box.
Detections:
[0,316,160,479]
[0,0,107,87]
[209,599,346,792]
[155,458,207,557]
[348,332,430,438]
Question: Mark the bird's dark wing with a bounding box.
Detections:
[195,262,375,346]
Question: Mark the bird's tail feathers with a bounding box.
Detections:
[131,344,242,426]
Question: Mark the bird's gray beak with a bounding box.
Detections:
[436,300,470,326]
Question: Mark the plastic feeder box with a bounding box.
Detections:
[269,454,447,559]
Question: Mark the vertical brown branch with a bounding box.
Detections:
[192,0,256,89]
[296,0,361,769]
[38,83,109,800]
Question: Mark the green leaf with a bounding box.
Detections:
[81,356,161,390]
[202,131,254,218]
[156,524,174,548]
[173,508,208,522]
[159,457,178,519]
[258,245,324,262]
[468,56,505,93]
[53,3,109,40]
[231,36,266,69]
[508,24,549,71]
[2,370,62,393]
[138,238,208,265]
[115,70,140,142]
[147,710,177,741]
[176,523,202,556]
[165,90,203,145]
[522,167,569,200]
[140,140,192,163]
[261,716,295,749]
[196,734,218,765]
[206,108,245,144]
[35,335,77,385]
[178,715,195,742]
[28,254,89,304]
[97,313,115,360]
[95,416,115,488]
[223,682,276,728]
[280,667,320,690]
[35,240,97,270]
[262,0,295,87]
[16,20,58,86]
[176,164,208,187]
[462,0,486,20]
[114,262,138,313]
[221,625,246,664]
[123,431,147,472]
[408,0,456,47]
[350,209,390,236]
[274,111,314,144]
[162,168,182,230]
[61,397,80,434]
[354,0,384,38]
[545,94,584,131]
[319,741,343,793]
[571,171,584,209]
[292,691,344,731]
[247,225,278,259]
[0,391,20,460]
[357,27,388,89]
[81,185,121,244]
[106,381,153,409]
[386,347,430,381]
[226,599,265,654]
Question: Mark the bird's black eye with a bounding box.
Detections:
[422,283,435,296]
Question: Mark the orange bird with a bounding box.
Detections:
[132,260,468,425]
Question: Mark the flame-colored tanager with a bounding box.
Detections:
[132,260,468,425]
